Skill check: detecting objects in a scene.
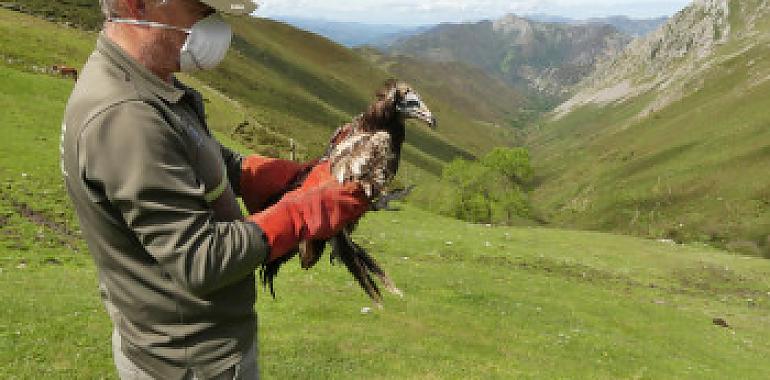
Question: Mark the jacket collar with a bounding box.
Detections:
[97,32,185,104]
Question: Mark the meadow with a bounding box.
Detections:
[2,64,770,379]
[2,5,770,379]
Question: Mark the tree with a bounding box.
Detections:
[480,147,533,187]
[440,148,534,225]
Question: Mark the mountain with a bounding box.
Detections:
[528,14,668,37]
[272,16,429,47]
[584,16,669,37]
[529,0,770,255]
[386,14,631,100]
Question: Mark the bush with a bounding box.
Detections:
[440,148,533,225]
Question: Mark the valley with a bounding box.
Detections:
[1,1,769,377]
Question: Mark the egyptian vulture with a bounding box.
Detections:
[262,79,437,306]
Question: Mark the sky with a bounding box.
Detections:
[258,0,693,25]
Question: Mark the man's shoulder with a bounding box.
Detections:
[65,50,148,130]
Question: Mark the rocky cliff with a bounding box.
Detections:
[555,0,743,118]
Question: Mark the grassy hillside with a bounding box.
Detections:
[529,0,770,256]
[3,0,103,30]
[357,47,536,131]
[3,1,518,164]
[203,16,485,163]
[3,65,770,378]
[0,4,531,211]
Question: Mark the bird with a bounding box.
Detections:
[260,79,437,306]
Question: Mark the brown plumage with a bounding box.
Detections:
[261,80,437,306]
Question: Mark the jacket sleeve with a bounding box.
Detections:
[80,100,268,296]
[219,144,244,196]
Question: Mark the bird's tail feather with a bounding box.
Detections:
[340,231,403,298]
[260,250,298,299]
[331,233,384,306]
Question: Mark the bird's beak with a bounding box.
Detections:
[415,106,437,129]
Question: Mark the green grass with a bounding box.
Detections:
[0,6,95,69]
[4,6,770,379]
[7,0,104,30]
[3,64,770,379]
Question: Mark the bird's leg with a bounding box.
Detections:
[299,240,326,269]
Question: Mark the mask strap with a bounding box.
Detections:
[107,18,191,34]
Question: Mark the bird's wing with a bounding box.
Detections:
[323,122,357,159]
[330,132,395,199]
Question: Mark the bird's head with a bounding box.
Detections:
[379,80,437,129]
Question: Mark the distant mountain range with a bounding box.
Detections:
[275,14,668,100]
[270,17,430,47]
[275,15,668,48]
[384,14,631,99]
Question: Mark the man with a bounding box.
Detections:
[60,0,368,378]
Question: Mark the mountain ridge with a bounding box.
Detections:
[529,0,770,255]
[386,14,631,100]
[555,0,734,119]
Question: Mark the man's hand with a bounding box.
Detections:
[247,181,368,261]
[240,155,316,213]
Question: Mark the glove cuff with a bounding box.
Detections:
[248,201,305,261]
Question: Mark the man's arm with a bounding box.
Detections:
[219,144,244,195]
[81,101,268,296]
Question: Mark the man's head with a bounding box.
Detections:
[100,0,257,19]
[102,0,256,79]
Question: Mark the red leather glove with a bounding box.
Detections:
[240,155,316,213]
[298,161,336,190]
[248,181,368,261]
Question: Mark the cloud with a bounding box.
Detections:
[258,0,691,24]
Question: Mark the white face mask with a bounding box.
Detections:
[108,13,233,72]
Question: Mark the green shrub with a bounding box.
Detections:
[440,148,533,225]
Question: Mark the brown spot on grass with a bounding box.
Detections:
[11,201,81,251]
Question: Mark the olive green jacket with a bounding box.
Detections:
[61,34,269,379]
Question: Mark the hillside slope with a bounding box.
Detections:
[529,0,770,255]
[213,16,515,162]
[357,47,535,130]
[0,4,529,206]
[3,67,770,378]
[387,14,630,100]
